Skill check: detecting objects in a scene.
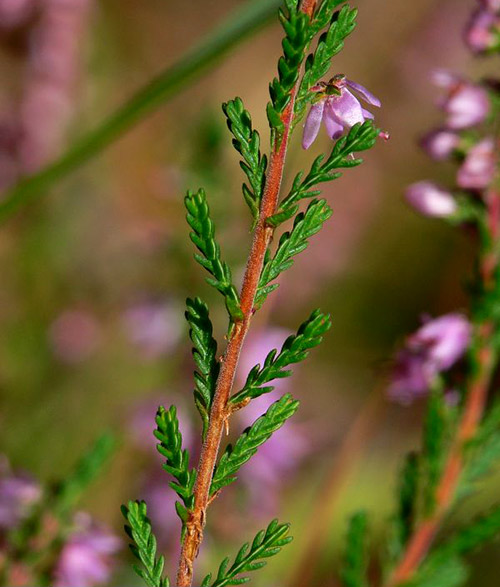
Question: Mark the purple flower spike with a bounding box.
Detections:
[54,513,121,587]
[420,129,460,161]
[405,181,457,218]
[302,75,381,149]
[389,313,471,404]
[433,70,490,129]
[465,9,500,53]
[457,137,496,190]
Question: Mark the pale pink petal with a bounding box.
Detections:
[323,104,344,139]
[329,89,364,128]
[302,100,325,150]
[345,79,381,107]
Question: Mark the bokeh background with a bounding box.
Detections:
[0,0,496,585]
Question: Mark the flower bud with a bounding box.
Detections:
[464,9,500,54]
[420,129,459,160]
[457,137,496,189]
[405,181,457,217]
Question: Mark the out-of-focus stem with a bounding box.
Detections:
[0,0,282,223]
[388,188,500,586]
[175,2,317,585]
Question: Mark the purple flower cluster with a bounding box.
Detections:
[465,0,500,54]
[389,314,471,404]
[405,68,494,217]
[0,458,120,587]
[54,513,121,587]
[302,74,381,149]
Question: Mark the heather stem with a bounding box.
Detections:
[175,2,317,585]
[387,187,500,586]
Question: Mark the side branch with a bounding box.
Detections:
[388,189,500,586]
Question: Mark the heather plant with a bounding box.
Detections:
[121,0,384,585]
[329,0,500,584]
[3,0,500,586]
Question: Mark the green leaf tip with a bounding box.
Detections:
[122,500,170,587]
[185,189,243,321]
[154,405,196,512]
[211,393,300,495]
[257,198,333,306]
[185,297,220,438]
[223,98,267,223]
[231,309,331,405]
[202,518,292,587]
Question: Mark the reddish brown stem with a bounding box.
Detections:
[388,190,500,586]
[175,2,317,585]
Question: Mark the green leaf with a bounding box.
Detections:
[421,389,448,515]
[203,519,292,586]
[154,406,196,513]
[294,5,358,125]
[267,1,310,132]
[407,556,468,587]
[185,189,243,321]
[256,199,332,306]
[223,98,267,223]
[231,309,331,405]
[122,500,169,587]
[392,452,420,560]
[280,121,379,212]
[434,506,500,560]
[55,433,115,514]
[185,297,220,438]
[340,511,369,587]
[211,394,299,494]
[460,401,500,496]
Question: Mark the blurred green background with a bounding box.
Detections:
[1,0,497,585]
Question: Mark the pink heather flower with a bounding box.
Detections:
[405,181,457,217]
[302,74,381,149]
[464,9,500,53]
[122,300,182,360]
[457,137,496,190]
[389,314,471,404]
[432,70,490,129]
[54,513,121,587]
[479,0,500,13]
[0,0,34,30]
[0,459,41,530]
[420,129,460,160]
[48,310,101,364]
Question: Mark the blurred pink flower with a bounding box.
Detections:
[405,181,457,217]
[122,301,182,360]
[49,310,101,364]
[0,0,34,30]
[54,512,121,587]
[433,70,490,129]
[480,0,500,11]
[420,129,459,160]
[389,314,472,404]
[464,8,500,53]
[18,0,91,171]
[457,137,496,189]
[302,75,380,149]
[0,458,41,530]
